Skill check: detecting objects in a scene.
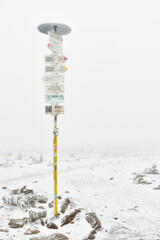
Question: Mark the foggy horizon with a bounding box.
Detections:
[1,0,160,152]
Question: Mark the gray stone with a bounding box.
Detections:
[61,209,81,227]
[37,195,48,203]
[25,228,40,235]
[8,219,25,228]
[0,229,9,232]
[48,202,54,208]
[29,210,47,221]
[60,198,70,213]
[85,212,101,230]
[47,222,58,229]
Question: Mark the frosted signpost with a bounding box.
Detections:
[38,23,71,216]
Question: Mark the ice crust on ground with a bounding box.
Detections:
[0,147,160,239]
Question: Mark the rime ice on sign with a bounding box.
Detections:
[38,23,71,217]
[42,31,68,115]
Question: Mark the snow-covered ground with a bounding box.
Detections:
[0,147,160,240]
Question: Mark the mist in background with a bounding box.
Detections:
[0,0,160,152]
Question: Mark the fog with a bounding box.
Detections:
[0,0,160,151]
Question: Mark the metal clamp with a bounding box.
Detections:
[53,128,59,136]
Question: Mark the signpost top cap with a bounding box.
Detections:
[38,23,71,35]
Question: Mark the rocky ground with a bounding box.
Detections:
[0,147,160,239]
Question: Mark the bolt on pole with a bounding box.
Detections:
[37,23,71,216]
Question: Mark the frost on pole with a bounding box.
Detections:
[37,23,71,216]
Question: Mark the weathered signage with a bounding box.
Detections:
[45,85,64,94]
[45,105,64,114]
[45,94,64,103]
[48,42,63,54]
[42,74,64,84]
[49,32,63,45]
[45,65,68,73]
[45,55,67,64]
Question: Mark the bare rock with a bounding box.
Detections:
[40,219,45,226]
[47,222,58,229]
[9,219,25,228]
[88,234,95,239]
[0,229,9,232]
[48,201,54,208]
[65,191,69,194]
[23,217,30,224]
[90,230,97,234]
[20,186,33,194]
[61,209,81,227]
[30,233,68,240]
[0,206,4,209]
[37,195,48,204]
[38,206,45,209]
[57,195,61,200]
[2,187,7,189]
[84,234,95,240]
[60,198,70,213]
[85,212,101,230]
[29,210,47,221]
[12,189,20,194]
[25,228,40,235]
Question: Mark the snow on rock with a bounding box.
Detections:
[46,222,58,229]
[143,163,159,174]
[37,195,48,204]
[24,228,40,235]
[60,197,70,213]
[85,212,101,230]
[2,186,48,209]
[83,233,96,240]
[133,174,147,184]
[48,201,54,208]
[8,218,28,228]
[2,193,38,208]
[61,209,81,227]
[153,185,160,190]
[30,233,69,240]
[29,210,47,221]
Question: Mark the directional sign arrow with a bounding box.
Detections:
[42,74,64,84]
[49,32,63,45]
[45,94,64,103]
[45,65,68,74]
[45,85,64,94]
[45,55,67,64]
[47,42,63,54]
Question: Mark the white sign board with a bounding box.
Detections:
[42,75,64,84]
[45,55,67,64]
[49,32,63,45]
[45,94,64,103]
[45,105,64,115]
[45,85,64,94]
[45,65,67,74]
[48,42,63,54]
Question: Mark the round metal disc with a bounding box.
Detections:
[38,23,71,35]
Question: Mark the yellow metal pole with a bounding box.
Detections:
[53,114,58,216]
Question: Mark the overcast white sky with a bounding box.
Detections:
[0,0,160,151]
